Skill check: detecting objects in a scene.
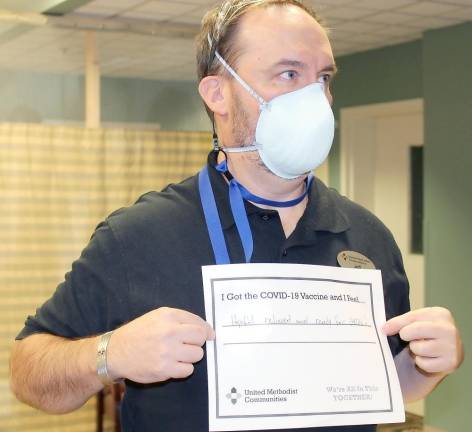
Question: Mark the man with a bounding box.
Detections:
[10,1,463,431]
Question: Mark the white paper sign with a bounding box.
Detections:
[202,263,404,431]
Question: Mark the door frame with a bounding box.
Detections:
[339,99,423,199]
[339,98,425,417]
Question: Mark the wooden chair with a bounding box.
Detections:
[96,383,124,432]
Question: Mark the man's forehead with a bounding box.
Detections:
[237,5,326,40]
[234,5,332,65]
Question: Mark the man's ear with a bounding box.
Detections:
[198,75,228,116]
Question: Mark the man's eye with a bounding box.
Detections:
[280,70,298,80]
[320,74,332,84]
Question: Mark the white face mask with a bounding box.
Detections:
[213,46,335,179]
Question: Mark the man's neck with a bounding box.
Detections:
[218,152,307,201]
[218,152,309,238]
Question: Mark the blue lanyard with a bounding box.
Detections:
[198,159,313,265]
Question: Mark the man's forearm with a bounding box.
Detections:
[395,346,446,403]
[9,333,103,414]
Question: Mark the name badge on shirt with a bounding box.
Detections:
[337,251,376,269]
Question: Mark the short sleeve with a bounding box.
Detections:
[16,220,131,340]
[383,237,411,358]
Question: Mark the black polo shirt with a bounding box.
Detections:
[17,152,410,432]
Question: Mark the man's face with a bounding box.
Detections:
[226,5,336,151]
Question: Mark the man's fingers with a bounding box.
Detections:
[169,362,195,379]
[176,324,207,346]
[383,311,419,336]
[397,321,451,342]
[159,308,215,340]
[409,339,442,358]
[177,324,215,345]
[414,356,449,374]
[174,344,205,364]
[383,308,462,376]
[383,307,452,336]
[159,307,207,326]
[205,325,216,341]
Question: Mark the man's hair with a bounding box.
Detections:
[195,0,323,121]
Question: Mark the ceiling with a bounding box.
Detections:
[0,0,471,81]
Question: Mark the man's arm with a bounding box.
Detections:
[10,307,215,414]
[10,334,102,414]
[384,307,464,402]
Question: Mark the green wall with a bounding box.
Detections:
[331,22,471,431]
[0,71,84,122]
[0,71,211,131]
[330,40,423,190]
[422,22,472,432]
[101,77,209,131]
[333,40,423,108]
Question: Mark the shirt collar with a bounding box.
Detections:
[206,151,350,234]
[302,176,350,234]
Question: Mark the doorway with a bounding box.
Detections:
[340,99,424,416]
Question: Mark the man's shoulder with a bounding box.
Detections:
[316,179,397,245]
[105,174,201,239]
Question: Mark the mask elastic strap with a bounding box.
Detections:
[222,144,259,153]
[208,35,266,107]
[216,160,314,208]
[214,50,266,106]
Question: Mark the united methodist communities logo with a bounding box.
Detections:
[226,387,242,405]
[226,387,298,405]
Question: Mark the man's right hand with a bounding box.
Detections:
[107,307,215,383]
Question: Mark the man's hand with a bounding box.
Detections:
[107,307,215,384]
[384,307,463,377]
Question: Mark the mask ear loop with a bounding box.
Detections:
[215,52,267,108]
[207,34,261,157]
[207,34,267,108]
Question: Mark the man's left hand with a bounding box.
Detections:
[383,307,464,376]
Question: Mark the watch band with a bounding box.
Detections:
[96,330,117,385]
